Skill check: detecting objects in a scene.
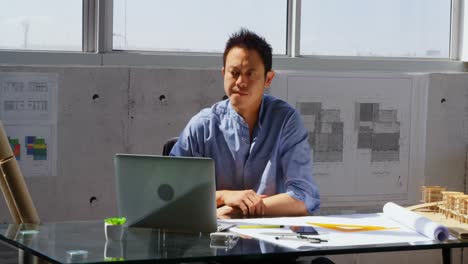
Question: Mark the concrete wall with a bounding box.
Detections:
[1,66,468,264]
[0,66,224,222]
[425,73,468,193]
[0,66,467,222]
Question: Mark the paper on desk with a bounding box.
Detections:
[383,202,449,242]
[224,213,439,250]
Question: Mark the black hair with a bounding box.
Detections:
[223,28,273,75]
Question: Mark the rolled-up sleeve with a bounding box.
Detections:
[280,111,320,214]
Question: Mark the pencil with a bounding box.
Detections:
[237,225,285,229]
[307,222,398,232]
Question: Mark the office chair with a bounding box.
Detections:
[162,137,179,156]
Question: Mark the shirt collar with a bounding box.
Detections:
[227,95,265,130]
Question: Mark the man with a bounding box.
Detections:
[170,29,319,218]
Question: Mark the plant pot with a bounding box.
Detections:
[104,223,125,241]
[104,240,126,260]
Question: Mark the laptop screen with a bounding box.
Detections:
[114,154,217,233]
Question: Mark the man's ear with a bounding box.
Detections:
[264,70,275,88]
[221,67,225,76]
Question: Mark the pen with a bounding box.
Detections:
[237,225,285,229]
[274,235,328,243]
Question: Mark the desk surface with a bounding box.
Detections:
[0,221,468,263]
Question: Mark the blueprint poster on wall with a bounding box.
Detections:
[0,72,57,177]
[287,74,411,201]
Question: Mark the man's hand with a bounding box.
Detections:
[216,205,243,219]
[219,190,267,216]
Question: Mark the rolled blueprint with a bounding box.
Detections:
[0,157,40,224]
[0,121,21,223]
[0,163,21,223]
[383,202,449,242]
[0,121,14,161]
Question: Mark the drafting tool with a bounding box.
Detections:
[307,222,398,232]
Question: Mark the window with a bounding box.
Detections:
[0,0,460,69]
[300,0,451,58]
[0,0,82,51]
[113,0,288,54]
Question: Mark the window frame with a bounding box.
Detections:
[0,0,464,72]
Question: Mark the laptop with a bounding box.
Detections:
[114,154,218,233]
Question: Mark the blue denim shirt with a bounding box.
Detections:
[170,94,320,214]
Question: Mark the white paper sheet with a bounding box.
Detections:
[221,208,450,250]
[0,72,58,177]
[3,124,53,177]
[286,75,412,201]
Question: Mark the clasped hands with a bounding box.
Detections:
[217,190,267,218]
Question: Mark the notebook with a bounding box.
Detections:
[114,154,218,233]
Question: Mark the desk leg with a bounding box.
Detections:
[19,249,48,264]
[19,249,35,264]
[442,248,451,264]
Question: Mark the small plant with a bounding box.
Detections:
[104,217,126,225]
[105,257,125,261]
[104,217,126,241]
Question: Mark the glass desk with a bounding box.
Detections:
[0,221,467,264]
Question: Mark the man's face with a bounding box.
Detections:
[222,47,274,114]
